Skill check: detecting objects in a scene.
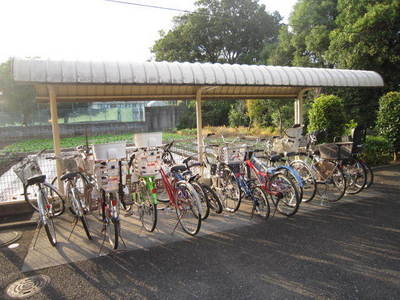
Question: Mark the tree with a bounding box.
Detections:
[0,60,36,126]
[228,101,249,127]
[152,0,282,64]
[266,0,338,67]
[376,92,400,160]
[327,0,400,90]
[246,99,273,128]
[308,94,346,142]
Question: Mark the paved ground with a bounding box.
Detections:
[0,165,399,299]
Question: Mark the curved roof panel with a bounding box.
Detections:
[12,58,384,88]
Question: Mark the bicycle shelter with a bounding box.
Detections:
[12,58,384,191]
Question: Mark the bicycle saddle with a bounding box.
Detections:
[27,174,46,186]
[170,164,187,173]
[61,172,80,181]
[269,154,282,162]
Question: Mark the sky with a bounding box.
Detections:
[0,0,298,63]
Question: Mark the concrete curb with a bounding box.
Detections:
[371,162,400,170]
[0,200,34,218]
[0,218,36,230]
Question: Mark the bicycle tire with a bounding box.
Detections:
[44,218,57,247]
[268,173,300,217]
[290,160,317,203]
[361,160,374,189]
[175,182,202,236]
[317,164,347,202]
[253,186,270,220]
[138,182,158,232]
[274,166,304,202]
[201,184,223,214]
[107,218,120,250]
[191,182,210,220]
[24,183,66,217]
[221,167,242,213]
[344,158,367,195]
[52,174,90,210]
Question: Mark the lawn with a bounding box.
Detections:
[1,132,194,153]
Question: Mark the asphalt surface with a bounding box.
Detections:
[1,165,399,299]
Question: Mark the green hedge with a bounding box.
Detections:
[359,135,392,166]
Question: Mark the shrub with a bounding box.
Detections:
[376,91,400,159]
[359,135,392,166]
[308,94,346,142]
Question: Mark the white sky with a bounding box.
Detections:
[0,0,297,63]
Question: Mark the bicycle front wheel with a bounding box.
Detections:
[201,184,223,214]
[317,163,347,202]
[253,186,270,220]
[175,182,202,236]
[138,182,158,232]
[268,173,300,217]
[290,160,317,203]
[361,160,374,189]
[343,158,367,195]
[191,182,210,220]
[220,167,241,213]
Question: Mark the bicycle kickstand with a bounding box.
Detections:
[67,217,79,241]
[32,221,43,249]
[98,223,108,255]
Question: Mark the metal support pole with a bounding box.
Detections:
[195,88,203,163]
[48,86,64,194]
[295,88,313,125]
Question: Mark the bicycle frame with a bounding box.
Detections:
[245,159,282,197]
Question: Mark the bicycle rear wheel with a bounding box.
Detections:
[44,218,57,247]
[175,182,202,236]
[201,184,223,214]
[253,186,270,220]
[268,173,300,217]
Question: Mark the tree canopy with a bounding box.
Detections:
[152,0,282,64]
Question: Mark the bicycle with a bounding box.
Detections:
[203,135,270,219]
[182,155,223,218]
[126,147,160,232]
[159,164,202,236]
[13,150,65,247]
[52,154,92,240]
[244,149,300,217]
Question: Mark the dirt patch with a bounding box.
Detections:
[0,154,23,177]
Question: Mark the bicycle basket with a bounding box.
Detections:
[75,155,95,175]
[133,148,162,176]
[13,157,42,185]
[220,146,247,164]
[61,157,79,173]
[319,143,351,160]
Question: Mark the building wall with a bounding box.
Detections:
[0,106,182,142]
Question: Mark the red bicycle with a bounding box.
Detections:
[244,150,301,217]
[159,166,202,236]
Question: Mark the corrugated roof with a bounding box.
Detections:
[13,58,384,88]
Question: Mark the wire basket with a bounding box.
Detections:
[75,155,95,175]
[133,148,163,177]
[60,157,79,173]
[13,157,42,185]
[93,160,127,192]
[219,146,247,164]
[319,143,351,160]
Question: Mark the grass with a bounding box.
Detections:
[1,132,194,153]
[1,125,278,154]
